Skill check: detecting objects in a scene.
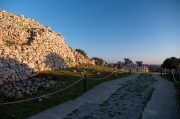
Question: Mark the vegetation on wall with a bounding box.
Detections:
[75,49,88,58]
[4,40,15,46]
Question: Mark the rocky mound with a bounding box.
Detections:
[0,10,95,85]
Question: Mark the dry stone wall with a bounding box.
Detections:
[0,10,95,85]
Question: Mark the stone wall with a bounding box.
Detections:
[0,10,95,85]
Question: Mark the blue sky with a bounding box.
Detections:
[0,0,180,64]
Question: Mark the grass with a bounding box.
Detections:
[0,65,130,119]
[4,40,14,46]
[161,73,180,109]
[21,42,31,46]
[142,88,154,106]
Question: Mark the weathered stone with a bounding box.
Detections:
[0,71,8,76]
[10,69,16,74]
[49,80,57,86]
[2,74,9,79]
[11,74,15,82]
[0,78,3,85]
[21,76,28,80]
[0,10,95,85]
[24,69,32,77]
[10,62,16,67]
[0,63,4,67]
[15,91,23,100]
[28,63,35,68]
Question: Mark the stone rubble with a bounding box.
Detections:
[0,77,57,102]
[0,10,95,85]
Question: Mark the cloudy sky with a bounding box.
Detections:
[0,0,180,64]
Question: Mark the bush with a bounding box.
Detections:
[161,57,180,69]
[75,49,88,58]
[5,40,14,46]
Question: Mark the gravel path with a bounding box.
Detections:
[64,74,157,119]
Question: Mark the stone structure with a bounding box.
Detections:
[136,61,143,66]
[0,10,95,85]
[124,58,133,64]
[115,59,149,72]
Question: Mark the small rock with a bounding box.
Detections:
[45,83,51,90]
[49,80,57,86]
[0,78,3,85]
[2,84,8,89]
[25,90,30,95]
[47,76,52,79]
[6,92,15,101]
[15,91,23,100]
[38,98,42,102]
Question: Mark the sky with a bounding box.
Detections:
[0,0,180,64]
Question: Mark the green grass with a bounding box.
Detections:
[4,40,14,46]
[21,42,31,46]
[0,65,130,119]
[161,74,180,109]
[143,88,154,106]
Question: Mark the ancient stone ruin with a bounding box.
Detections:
[0,10,95,85]
[115,58,149,72]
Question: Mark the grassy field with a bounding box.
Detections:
[0,65,130,119]
[161,73,180,109]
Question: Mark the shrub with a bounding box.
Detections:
[4,40,14,46]
[75,49,88,58]
[21,42,30,46]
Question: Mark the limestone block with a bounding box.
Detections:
[37,61,42,64]
[10,62,16,67]
[52,66,58,70]
[0,78,3,85]
[21,76,28,80]
[12,49,19,53]
[0,63,4,67]
[9,55,15,59]
[3,73,9,79]
[28,63,35,68]
[15,74,20,81]
[41,63,46,67]
[3,48,10,54]
[25,69,32,77]
[39,67,45,71]
[10,69,16,74]
[31,72,38,77]
[23,60,28,64]
[0,71,8,76]
[11,74,15,81]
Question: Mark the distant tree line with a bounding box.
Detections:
[161,57,180,69]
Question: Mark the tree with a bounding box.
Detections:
[161,57,180,69]
[75,49,88,58]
